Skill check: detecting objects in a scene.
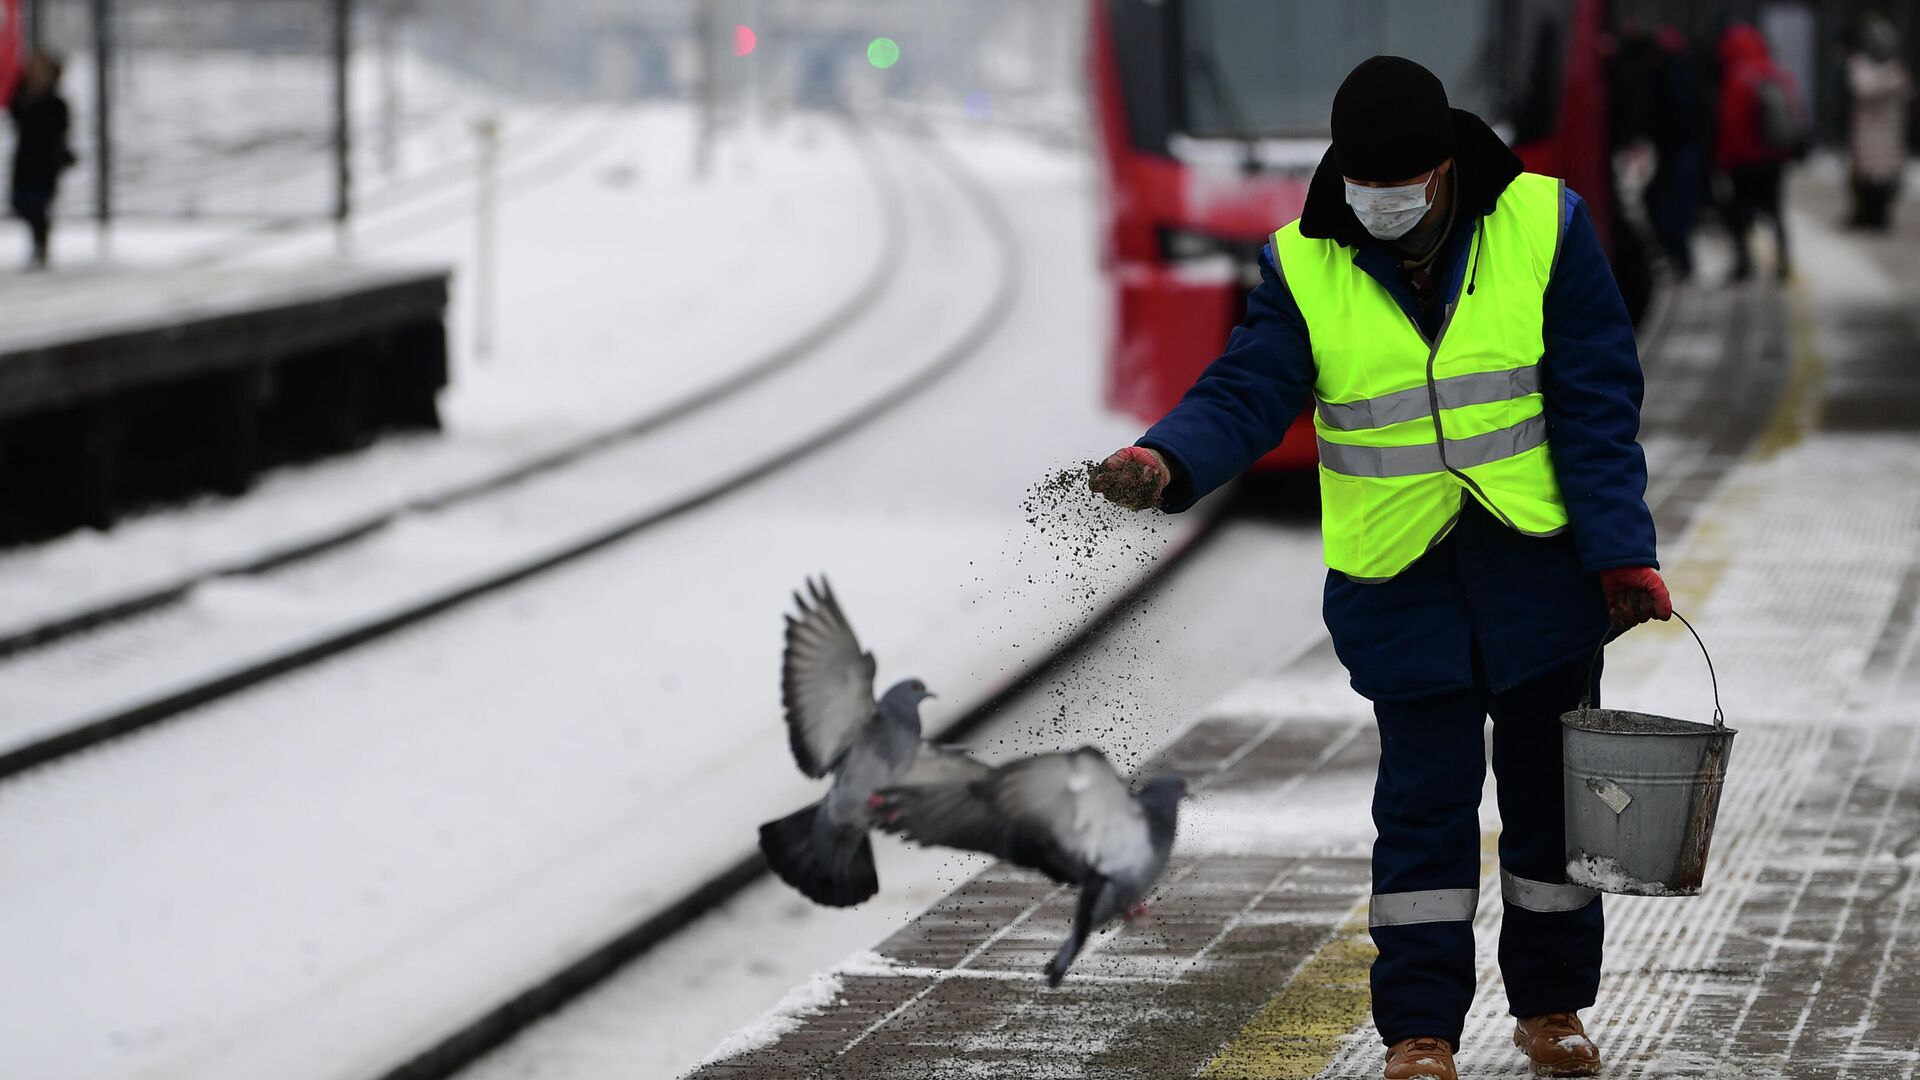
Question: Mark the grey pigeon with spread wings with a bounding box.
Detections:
[872,746,1187,984]
[758,577,987,907]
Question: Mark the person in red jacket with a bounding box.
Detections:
[1714,24,1803,281]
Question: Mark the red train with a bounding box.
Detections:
[1091,0,1639,471]
[0,0,21,101]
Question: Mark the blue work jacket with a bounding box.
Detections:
[1139,186,1658,701]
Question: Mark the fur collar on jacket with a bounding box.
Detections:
[1298,108,1524,249]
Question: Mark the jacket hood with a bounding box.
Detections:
[1719,24,1773,70]
[1299,108,1524,249]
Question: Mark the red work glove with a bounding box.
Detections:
[1088,447,1171,511]
[1598,567,1673,629]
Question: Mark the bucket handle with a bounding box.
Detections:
[1580,610,1726,729]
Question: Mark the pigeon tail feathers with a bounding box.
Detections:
[758,801,879,907]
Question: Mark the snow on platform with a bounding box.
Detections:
[687,182,1920,1079]
[0,262,446,383]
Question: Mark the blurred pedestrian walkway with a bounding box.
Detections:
[1796,160,1920,296]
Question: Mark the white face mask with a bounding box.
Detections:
[1343,171,1437,241]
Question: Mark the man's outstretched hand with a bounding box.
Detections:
[1089,447,1171,511]
[1599,567,1673,629]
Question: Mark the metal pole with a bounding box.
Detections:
[746,0,763,130]
[90,0,108,231]
[26,0,42,51]
[472,113,498,361]
[378,0,399,176]
[694,0,715,180]
[334,0,352,231]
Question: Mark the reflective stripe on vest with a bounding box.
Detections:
[1316,414,1548,478]
[1315,365,1542,432]
[1274,172,1572,581]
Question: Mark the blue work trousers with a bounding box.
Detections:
[1367,649,1605,1046]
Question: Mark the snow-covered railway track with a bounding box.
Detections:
[0,126,976,781]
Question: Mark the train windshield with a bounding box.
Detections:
[1180,0,1504,139]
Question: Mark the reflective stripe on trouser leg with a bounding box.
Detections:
[1369,686,1490,1047]
[1491,651,1607,1017]
[1500,869,1597,913]
[1370,888,1480,926]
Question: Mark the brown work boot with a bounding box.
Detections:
[1384,1036,1456,1079]
[1513,1011,1603,1076]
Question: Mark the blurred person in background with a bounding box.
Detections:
[1090,55,1665,1080]
[1610,19,1715,281]
[1714,23,1806,281]
[1846,12,1911,231]
[1607,19,1660,156]
[8,50,76,271]
[1643,26,1714,279]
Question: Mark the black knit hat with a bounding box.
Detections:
[1331,56,1456,182]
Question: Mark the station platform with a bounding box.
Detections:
[690,185,1920,1078]
[0,259,449,542]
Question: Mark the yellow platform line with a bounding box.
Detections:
[1756,277,1826,460]
[1199,833,1502,1078]
[1197,907,1376,1080]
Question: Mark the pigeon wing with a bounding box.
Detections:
[873,775,1076,884]
[781,577,877,778]
[897,743,991,786]
[990,747,1153,881]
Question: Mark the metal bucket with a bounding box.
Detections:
[1562,614,1737,897]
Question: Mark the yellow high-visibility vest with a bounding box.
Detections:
[1273,172,1571,581]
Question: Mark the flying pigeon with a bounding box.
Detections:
[871,746,1188,985]
[758,577,987,907]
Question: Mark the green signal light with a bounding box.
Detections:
[868,37,901,69]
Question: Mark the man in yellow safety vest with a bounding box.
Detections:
[1091,56,1671,1080]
